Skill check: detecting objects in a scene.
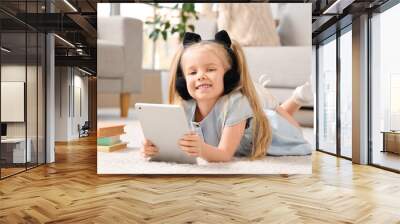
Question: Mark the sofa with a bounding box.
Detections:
[194,3,314,126]
[97,16,145,117]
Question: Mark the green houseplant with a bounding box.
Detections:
[145,3,199,42]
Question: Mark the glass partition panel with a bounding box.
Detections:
[1,30,27,177]
[0,0,46,179]
[38,32,45,165]
[27,31,38,169]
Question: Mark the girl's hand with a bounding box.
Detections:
[141,139,159,158]
[179,132,204,157]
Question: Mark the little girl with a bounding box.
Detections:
[141,30,312,162]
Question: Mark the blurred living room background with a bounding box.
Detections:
[97,3,314,129]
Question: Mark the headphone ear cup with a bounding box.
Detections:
[175,77,192,100]
[223,69,240,94]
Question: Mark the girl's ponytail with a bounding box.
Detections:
[168,46,184,104]
[168,38,272,159]
[231,40,272,159]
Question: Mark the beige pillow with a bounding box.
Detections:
[217,3,281,46]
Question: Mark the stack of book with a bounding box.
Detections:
[97,124,127,152]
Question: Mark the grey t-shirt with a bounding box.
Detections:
[182,91,253,157]
[181,90,312,157]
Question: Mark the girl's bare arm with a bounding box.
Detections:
[200,120,247,162]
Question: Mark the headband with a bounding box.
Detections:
[182,30,232,49]
[180,30,237,75]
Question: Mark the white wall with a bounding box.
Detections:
[72,74,89,138]
[1,66,26,126]
[55,67,89,141]
[1,82,24,122]
[55,67,69,141]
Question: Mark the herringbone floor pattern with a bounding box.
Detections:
[1,137,400,223]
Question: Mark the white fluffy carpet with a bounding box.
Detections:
[97,108,313,174]
[98,148,311,174]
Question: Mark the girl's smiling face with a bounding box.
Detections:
[181,45,229,102]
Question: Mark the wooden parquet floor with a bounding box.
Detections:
[1,136,400,223]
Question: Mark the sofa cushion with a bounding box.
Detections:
[243,46,311,88]
[97,40,124,78]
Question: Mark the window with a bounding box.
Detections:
[316,24,353,159]
[120,3,158,69]
[317,36,337,155]
[370,2,400,171]
[98,3,201,70]
[339,28,352,158]
[97,4,110,17]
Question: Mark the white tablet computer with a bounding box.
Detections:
[135,103,197,164]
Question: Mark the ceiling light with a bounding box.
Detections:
[78,67,93,76]
[323,0,355,15]
[76,48,86,55]
[63,0,78,12]
[1,47,11,53]
[54,34,75,48]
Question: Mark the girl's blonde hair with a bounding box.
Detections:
[168,40,272,159]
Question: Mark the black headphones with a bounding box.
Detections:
[175,30,240,100]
